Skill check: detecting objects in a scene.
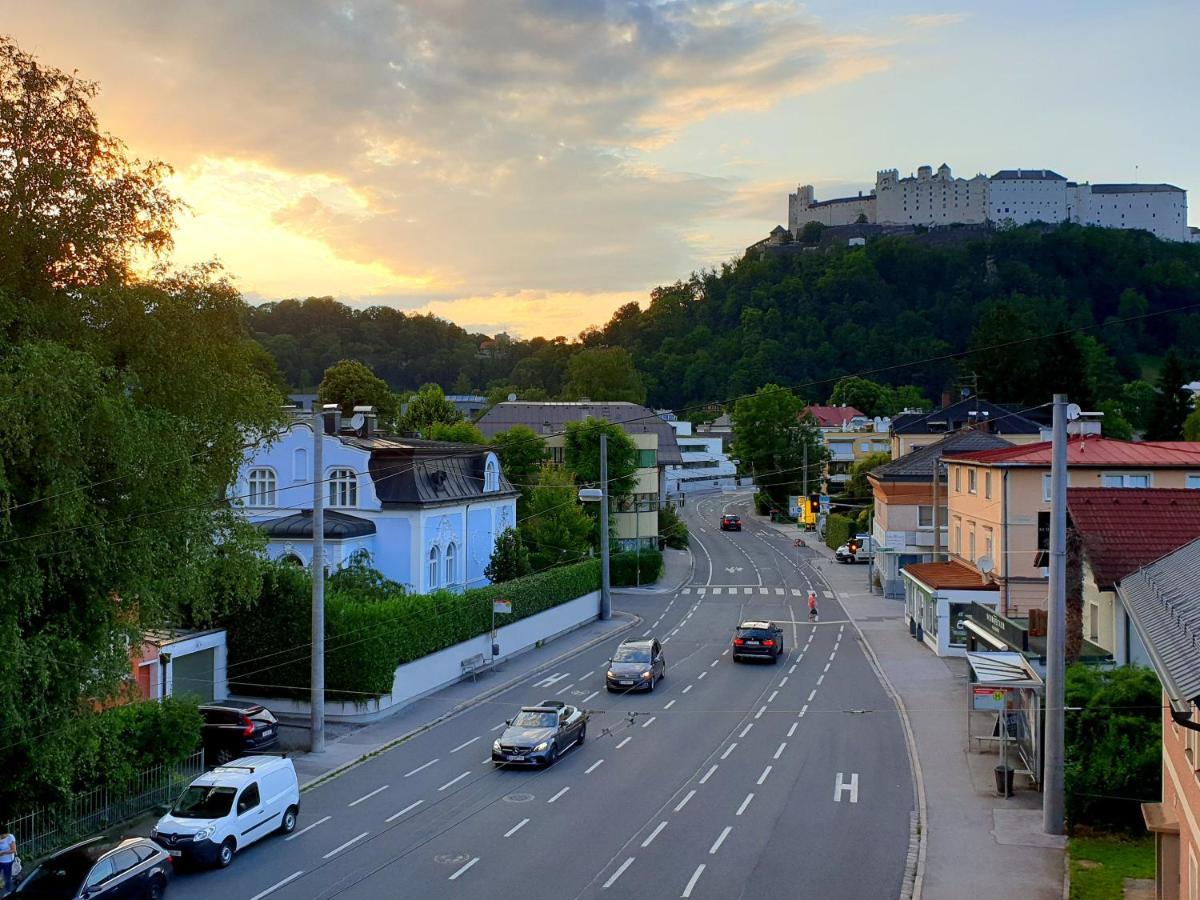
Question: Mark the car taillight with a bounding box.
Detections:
[762,639,775,647]
[733,638,744,646]
[241,715,254,737]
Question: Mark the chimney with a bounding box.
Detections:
[322,403,341,435]
[352,405,377,438]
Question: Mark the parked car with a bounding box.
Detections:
[197,700,280,765]
[732,620,785,663]
[605,638,666,692]
[492,701,587,766]
[151,755,299,868]
[719,514,742,531]
[16,836,171,899]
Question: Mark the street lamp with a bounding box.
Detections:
[578,434,612,620]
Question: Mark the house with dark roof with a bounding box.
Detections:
[233,407,518,593]
[888,398,1042,457]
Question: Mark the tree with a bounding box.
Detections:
[484,528,532,583]
[799,221,825,244]
[520,464,594,571]
[1118,380,1158,433]
[731,385,824,504]
[1145,350,1192,441]
[846,451,890,500]
[854,212,869,225]
[397,383,462,434]
[562,347,647,404]
[889,385,930,413]
[828,377,890,417]
[491,425,545,515]
[1183,408,1200,442]
[425,421,485,443]
[317,359,398,421]
[1096,401,1134,440]
[562,418,639,500]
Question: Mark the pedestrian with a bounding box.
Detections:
[807,590,818,623]
[0,824,16,895]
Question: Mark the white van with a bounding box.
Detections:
[151,755,300,868]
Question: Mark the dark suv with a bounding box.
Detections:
[606,638,666,692]
[198,700,281,765]
[732,621,784,663]
[719,514,742,531]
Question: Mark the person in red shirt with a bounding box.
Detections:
[807,590,818,622]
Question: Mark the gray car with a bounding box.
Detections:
[492,701,586,766]
[605,638,666,692]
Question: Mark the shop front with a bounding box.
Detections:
[901,560,1000,657]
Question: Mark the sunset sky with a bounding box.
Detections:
[8,1,1196,338]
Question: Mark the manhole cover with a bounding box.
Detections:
[503,792,535,803]
[435,853,472,866]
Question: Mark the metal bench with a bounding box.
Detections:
[461,653,487,682]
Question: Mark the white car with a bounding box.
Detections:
[151,755,299,868]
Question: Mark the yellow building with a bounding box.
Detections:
[803,405,891,489]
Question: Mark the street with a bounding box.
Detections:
[168,494,914,900]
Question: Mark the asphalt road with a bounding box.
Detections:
[167,494,913,900]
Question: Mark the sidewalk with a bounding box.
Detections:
[613,546,693,596]
[757,516,1065,900]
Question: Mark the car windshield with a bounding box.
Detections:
[18,854,93,893]
[171,785,236,819]
[737,628,772,639]
[512,711,556,728]
[724,516,739,521]
[613,647,651,664]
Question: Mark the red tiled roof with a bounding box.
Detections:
[1068,488,1200,588]
[944,436,1200,467]
[804,405,866,428]
[902,560,998,591]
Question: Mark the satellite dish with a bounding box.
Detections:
[349,413,366,430]
[507,393,517,402]
[976,555,994,575]
[1066,403,1082,422]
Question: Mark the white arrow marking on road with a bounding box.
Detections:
[709,825,732,854]
[505,818,530,838]
[348,785,389,807]
[642,821,668,847]
[835,772,860,803]
[284,815,330,842]
[451,736,480,753]
[386,800,423,823]
[323,831,369,859]
[449,857,479,881]
[682,864,706,898]
[604,857,636,889]
[249,871,305,900]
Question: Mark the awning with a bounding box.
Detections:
[966,651,1042,687]
[964,620,1007,651]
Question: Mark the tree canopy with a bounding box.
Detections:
[562,418,640,499]
[398,383,462,435]
[731,385,824,503]
[490,425,546,515]
[562,347,647,404]
[317,358,398,421]
[520,464,594,570]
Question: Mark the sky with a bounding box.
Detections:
[7,1,1197,338]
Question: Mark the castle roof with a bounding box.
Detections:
[991,169,1067,181]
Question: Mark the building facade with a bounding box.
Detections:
[889,398,1043,458]
[665,419,737,496]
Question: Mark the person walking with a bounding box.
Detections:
[0,825,16,896]
[807,590,819,623]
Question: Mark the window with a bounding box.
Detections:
[292,447,308,482]
[445,542,457,584]
[85,859,114,888]
[1042,473,1052,502]
[954,466,961,492]
[637,449,658,468]
[237,783,260,815]
[918,505,933,528]
[1089,604,1099,641]
[1189,475,1200,489]
[328,468,358,507]
[984,471,992,500]
[484,458,499,492]
[968,528,976,561]
[953,518,962,554]
[1101,473,1151,488]
[968,468,977,494]
[984,527,993,559]
[428,546,440,588]
[110,849,140,876]
[247,468,277,507]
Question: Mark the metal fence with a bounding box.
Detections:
[11,748,206,862]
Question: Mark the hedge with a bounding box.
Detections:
[227,559,600,700]
[824,513,853,551]
[610,549,664,586]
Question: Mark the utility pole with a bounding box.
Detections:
[310,405,326,753]
[802,441,808,497]
[1043,394,1067,834]
[931,456,942,562]
[599,433,612,621]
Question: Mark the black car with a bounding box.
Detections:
[492,701,587,766]
[198,700,280,765]
[605,638,666,692]
[16,836,171,899]
[719,514,742,531]
[732,620,785,663]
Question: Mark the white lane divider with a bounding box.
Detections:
[617,736,632,749]
[451,736,480,754]
[736,793,754,816]
[491,723,506,731]
[641,716,657,728]
[779,676,788,687]
[697,671,707,680]
[547,786,570,804]
[556,682,576,695]
[285,815,330,842]
[662,637,671,644]
[642,629,652,637]
[505,818,530,837]
[385,800,423,823]
[438,771,471,791]
[675,789,697,812]
[817,674,825,686]
[710,659,719,668]
[828,651,836,661]
[682,684,693,693]
[583,690,599,703]
[800,704,809,717]
[824,663,831,673]
[755,705,767,720]
[404,759,439,778]
[835,772,860,803]
[348,785,389,807]
[788,664,797,674]
[604,857,635,889]
[586,759,605,774]
[720,743,737,760]
[807,689,817,702]
[642,821,668,847]
[757,765,772,785]
[787,722,798,738]
[323,831,369,859]
[249,871,305,900]
[664,700,676,709]
[699,764,718,784]
[768,691,779,703]
[534,672,571,688]
[739,723,754,738]
[682,864,706,898]
[722,648,730,656]
[774,742,787,760]
[449,857,480,881]
[709,825,733,854]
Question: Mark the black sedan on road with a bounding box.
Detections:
[732,620,785,663]
[16,836,172,899]
[605,638,666,692]
[492,701,586,766]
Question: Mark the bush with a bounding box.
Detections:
[753,491,773,516]
[824,513,853,551]
[658,503,689,549]
[485,528,533,583]
[610,549,664,586]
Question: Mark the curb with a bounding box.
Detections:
[299,610,641,792]
[1062,847,1071,900]
[614,546,696,596]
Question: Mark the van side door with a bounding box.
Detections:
[235,782,272,846]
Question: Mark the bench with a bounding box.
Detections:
[461,653,488,682]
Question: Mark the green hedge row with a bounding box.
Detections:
[610,549,664,586]
[824,513,854,551]
[227,559,600,700]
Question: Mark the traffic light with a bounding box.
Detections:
[809,496,820,515]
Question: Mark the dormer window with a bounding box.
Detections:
[247,468,277,507]
[484,457,499,492]
[328,468,358,507]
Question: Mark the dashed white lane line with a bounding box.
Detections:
[669,629,679,637]
[662,637,671,644]
[768,691,779,703]
[505,818,530,837]
[451,736,480,754]
[548,786,570,804]
[720,743,737,760]
[697,671,707,680]
[586,759,605,774]
[385,800,423,823]
[774,742,787,760]
[817,674,825,685]
[642,716,657,728]
[556,682,576,695]
[779,676,788,687]
[757,765,773,785]
[682,864,706,898]
[323,831,369,859]
[739,723,754,738]
[404,759,439,777]
[604,857,636,889]
[788,664,797,674]
[642,821,668,847]
[249,871,305,900]
[642,629,652,637]
[449,857,480,881]
[709,825,733,855]
[682,684,693,693]
[828,651,836,661]
[285,815,330,841]
[755,705,767,720]
[824,662,832,674]
[491,723,506,731]
[722,648,730,656]
[807,689,817,702]
[675,789,697,812]
[787,722,798,738]
[699,764,718,784]
[583,691,599,703]
[348,785,389,807]
[438,771,471,791]
[664,700,676,710]
[736,793,755,816]
[617,737,633,749]
[800,704,809,717]
[710,659,719,668]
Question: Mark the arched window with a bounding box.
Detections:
[247,468,277,506]
[428,545,440,589]
[328,468,358,507]
[281,553,305,567]
[445,542,457,585]
[484,457,499,492]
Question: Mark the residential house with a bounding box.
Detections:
[234,407,518,593]
[697,412,734,455]
[803,405,891,490]
[900,559,999,657]
[665,419,737,496]
[475,401,682,551]
[889,398,1043,458]
[1068,488,1200,666]
[133,628,228,703]
[1120,538,1200,900]
[939,438,1200,616]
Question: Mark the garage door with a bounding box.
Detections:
[172,648,215,702]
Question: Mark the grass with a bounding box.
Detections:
[1069,834,1155,899]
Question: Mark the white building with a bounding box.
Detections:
[788,184,875,229]
[987,169,1068,226]
[1068,183,1189,242]
[665,420,737,497]
[875,164,989,227]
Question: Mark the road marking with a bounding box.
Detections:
[583,690,599,703]
[556,682,576,695]
[249,871,305,900]
[491,723,506,731]
[663,700,676,711]
[682,864,706,898]
[720,743,737,760]
[722,648,730,656]
[739,723,754,738]
[698,587,706,596]
[682,587,692,594]
[348,785,389,807]
[586,759,605,774]
[787,722,798,738]
[789,664,797,674]
[675,789,697,812]
[449,857,479,881]
[505,818,530,837]
[548,786,570,804]
[710,659,719,668]
[791,588,802,596]
[662,637,671,644]
[534,672,570,688]
[824,663,831,674]
[768,690,779,702]
[709,825,733,854]
[713,587,722,595]
[744,587,753,595]
[682,684,693,693]
[404,759,439,777]
[759,587,768,595]
[604,857,635,889]
[642,716,657,728]
[642,821,668,847]
[451,736,480,754]
[823,590,833,599]
[699,764,718,784]
[775,587,784,595]
[736,793,755,816]
[835,772,859,803]
[755,704,767,719]
[385,800,423,823]
[617,736,632,749]
[642,629,652,637]
[438,771,471,791]
[323,831,369,859]
[817,674,825,685]
[774,742,787,760]
[697,671,707,680]
[669,628,679,637]
[757,765,772,785]
[800,704,809,717]
[654,619,663,627]
[829,651,836,661]
[807,689,817,702]
[779,676,788,687]
[285,815,330,841]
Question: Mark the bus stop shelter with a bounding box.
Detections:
[966,651,1044,791]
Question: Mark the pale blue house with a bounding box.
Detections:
[233,407,518,593]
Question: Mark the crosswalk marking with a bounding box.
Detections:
[681,587,692,594]
[775,587,784,595]
[790,588,802,596]
[713,587,722,595]
[744,587,753,595]
[823,590,834,600]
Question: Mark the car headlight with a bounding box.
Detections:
[533,741,550,752]
[193,826,215,842]
[607,670,615,678]
[493,740,502,752]
[150,826,158,838]
[641,670,653,679]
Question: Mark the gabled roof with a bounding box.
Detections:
[260,509,377,540]
[804,405,866,428]
[1068,488,1200,589]
[872,430,1013,481]
[475,401,682,464]
[370,445,517,506]
[945,436,1200,467]
[890,399,1041,436]
[902,560,998,591]
[1119,537,1200,707]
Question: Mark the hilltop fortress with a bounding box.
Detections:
[789,163,1193,242]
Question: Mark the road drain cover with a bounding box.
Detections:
[503,792,535,803]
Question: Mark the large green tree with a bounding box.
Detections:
[562,347,647,404]
[562,418,639,499]
[1145,350,1193,441]
[398,383,463,435]
[731,385,824,504]
[490,425,545,515]
[520,464,594,571]
[425,421,485,444]
[317,358,398,421]
[828,377,890,417]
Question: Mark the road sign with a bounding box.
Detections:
[493,599,512,614]
[819,494,831,513]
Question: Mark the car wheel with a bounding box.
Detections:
[279,805,298,835]
[148,876,166,900]
[217,838,235,869]
[578,723,586,744]
[215,747,235,766]
[545,745,559,767]
[647,674,656,692]
[732,654,740,663]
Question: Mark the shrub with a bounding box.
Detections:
[658,503,689,549]
[824,513,853,551]
[485,528,532,583]
[753,491,773,516]
[610,549,664,586]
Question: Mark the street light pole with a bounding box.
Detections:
[599,433,612,620]
[310,405,326,754]
[1043,394,1067,834]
